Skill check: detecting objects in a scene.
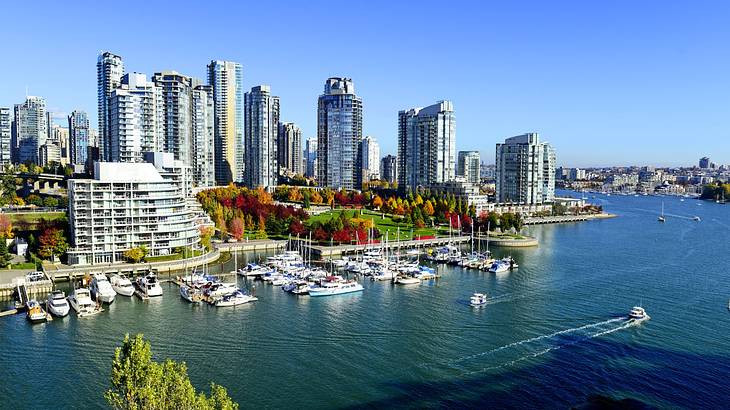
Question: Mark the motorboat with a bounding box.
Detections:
[46,290,70,317]
[109,274,135,297]
[136,273,163,298]
[693,216,701,222]
[238,263,274,277]
[179,284,203,303]
[204,282,238,299]
[395,276,421,285]
[215,290,258,307]
[488,260,510,273]
[26,300,48,323]
[628,306,650,322]
[90,273,116,304]
[470,293,488,307]
[68,288,102,317]
[308,277,364,297]
[371,267,396,281]
[283,280,310,294]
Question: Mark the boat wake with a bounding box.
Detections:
[424,317,637,373]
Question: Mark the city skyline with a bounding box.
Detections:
[1,1,728,167]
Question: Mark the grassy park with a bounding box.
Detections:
[307,208,454,241]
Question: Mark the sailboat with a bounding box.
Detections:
[658,202,665,222]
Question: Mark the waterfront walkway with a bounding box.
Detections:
[305,236,471,258]
[524,213,616,225]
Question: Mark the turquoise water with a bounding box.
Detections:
[1,194,729,409]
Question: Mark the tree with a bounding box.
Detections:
[229,217,244,240]
[423,200,435,216]
[37,227,68,260]
[372,195,383,210]
[43,196,59,208]
[199,226,213,251]
[123,247,146,263]
[105,334,239,410]
[0,214,13,238]
[0,236,11,267]
[26,194,43,207]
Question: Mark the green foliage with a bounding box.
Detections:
[26,194,43,207]
[43,196,59,207]
[37,227,68,260]
[123,247,146,263]
[105,334,239,410]
[0,236,11,267]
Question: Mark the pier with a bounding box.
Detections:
[304,236,471,258]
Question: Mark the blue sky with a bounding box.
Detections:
[1,0,728,167]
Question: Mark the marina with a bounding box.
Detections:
[0,194,728,408]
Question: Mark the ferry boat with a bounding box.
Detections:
[628,306,650,322]
[109,274,135,297]
[308,277,364,297]
[46,290,70,317]
[90,273,116,304]
[470,293,488,307]
[26,299,48,323]
[68,288,103,317]
[215,290,258,307]
[136,273,163,298]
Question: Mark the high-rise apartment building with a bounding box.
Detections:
[304,137,317,179]
[495,133,556,205]
[278,122,302,176]
[0,108,11,166]
[244,85,279,188]
[68,110,90,166]
[208,60,244,184]
[39,142,61,166]
[97,51,125,161]
[361,135,380,181]
[380,154,397,184]
[191,85,215,187]
[317,77,363,190]
[152,71,194,165]
[13,96,47,164]
[109,73,164,163]
[699,157,711,169]
[457,150,481,185]
[397,100,456,191]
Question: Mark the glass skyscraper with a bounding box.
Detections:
[244,85,279,189]
[97,51,124,162]
[495,133,556,205]
[317,78,362,190]
[68,110,90,167]
[13,96,48,164]
[208,60,244,185]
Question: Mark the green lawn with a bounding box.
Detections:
[6,212,66,226]
[145,249,205,263]
[8,262,36,270]
[308,209,451,241]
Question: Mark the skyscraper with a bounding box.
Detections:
[109,73,164,162]
[699,157,711,169]
[68,110,90,167]
[317,77,363,190]
[191,85,215,187]
[397,100,456,191]
[495,133,556,205]
[97,51,124,161]
[457,150,481,185]
[244,85,279,188]
[361,135,380,181]
[380,154,397,184]
[0,108,11,166]
[304,137,317,179]
[208,60,244,184]
[13,96,47,164]
[278,122,302,176]
[152,71,194,166]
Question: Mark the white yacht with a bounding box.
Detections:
[395,276,421,285]
[308,277,364,297]
[68,288,102,317]
[470,293,488,307]
[109,274,135,297]
[26,300,48,323]
[628,306,650,322]
[215,290,258,307]
[488,260,510,273]
[90,273,116,304]
[179,284,203,303]
[203,282,238,299]
[136,273,163,298]
[238,263,274,277]
[46,290,70,317]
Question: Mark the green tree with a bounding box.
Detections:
[0,236,11,267]
[123,247,145,263]
[26,194,43,207]
[43,196,59,208]
[105,334,239,410]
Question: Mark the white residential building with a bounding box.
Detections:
[278,122,302,176]
[208,60,244,184]
[0,108,11,166]
[361,135,380,181]
[495,133,556,204]
[244,85,279,188]
[457,150,480,185]
[67,155,200,265]
[13,96,48,164]
[191,85,215,187]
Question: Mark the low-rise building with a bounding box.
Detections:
[67,156,201,265]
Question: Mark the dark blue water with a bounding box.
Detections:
[1,194,729,409]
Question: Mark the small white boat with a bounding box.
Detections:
[395,276,421,285]
[238,263,274,277]
[308,277,364,297]
[90,273,116,304]
[215,290,258,307]
[628,306,650,322]
[68,288,103,317]
[488,260,510,273]
[470,293,488,307]
[26,300,48,323]
[179,285,203,303]
[204,282,238,299]
[109,274,135,297]
[46,290,70,317]
[136,273,163,298]
[693,216,701,222]
[658,202,666,222]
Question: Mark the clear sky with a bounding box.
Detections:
[1,0,728,167]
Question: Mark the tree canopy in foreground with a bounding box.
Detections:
[105,334,239,410]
